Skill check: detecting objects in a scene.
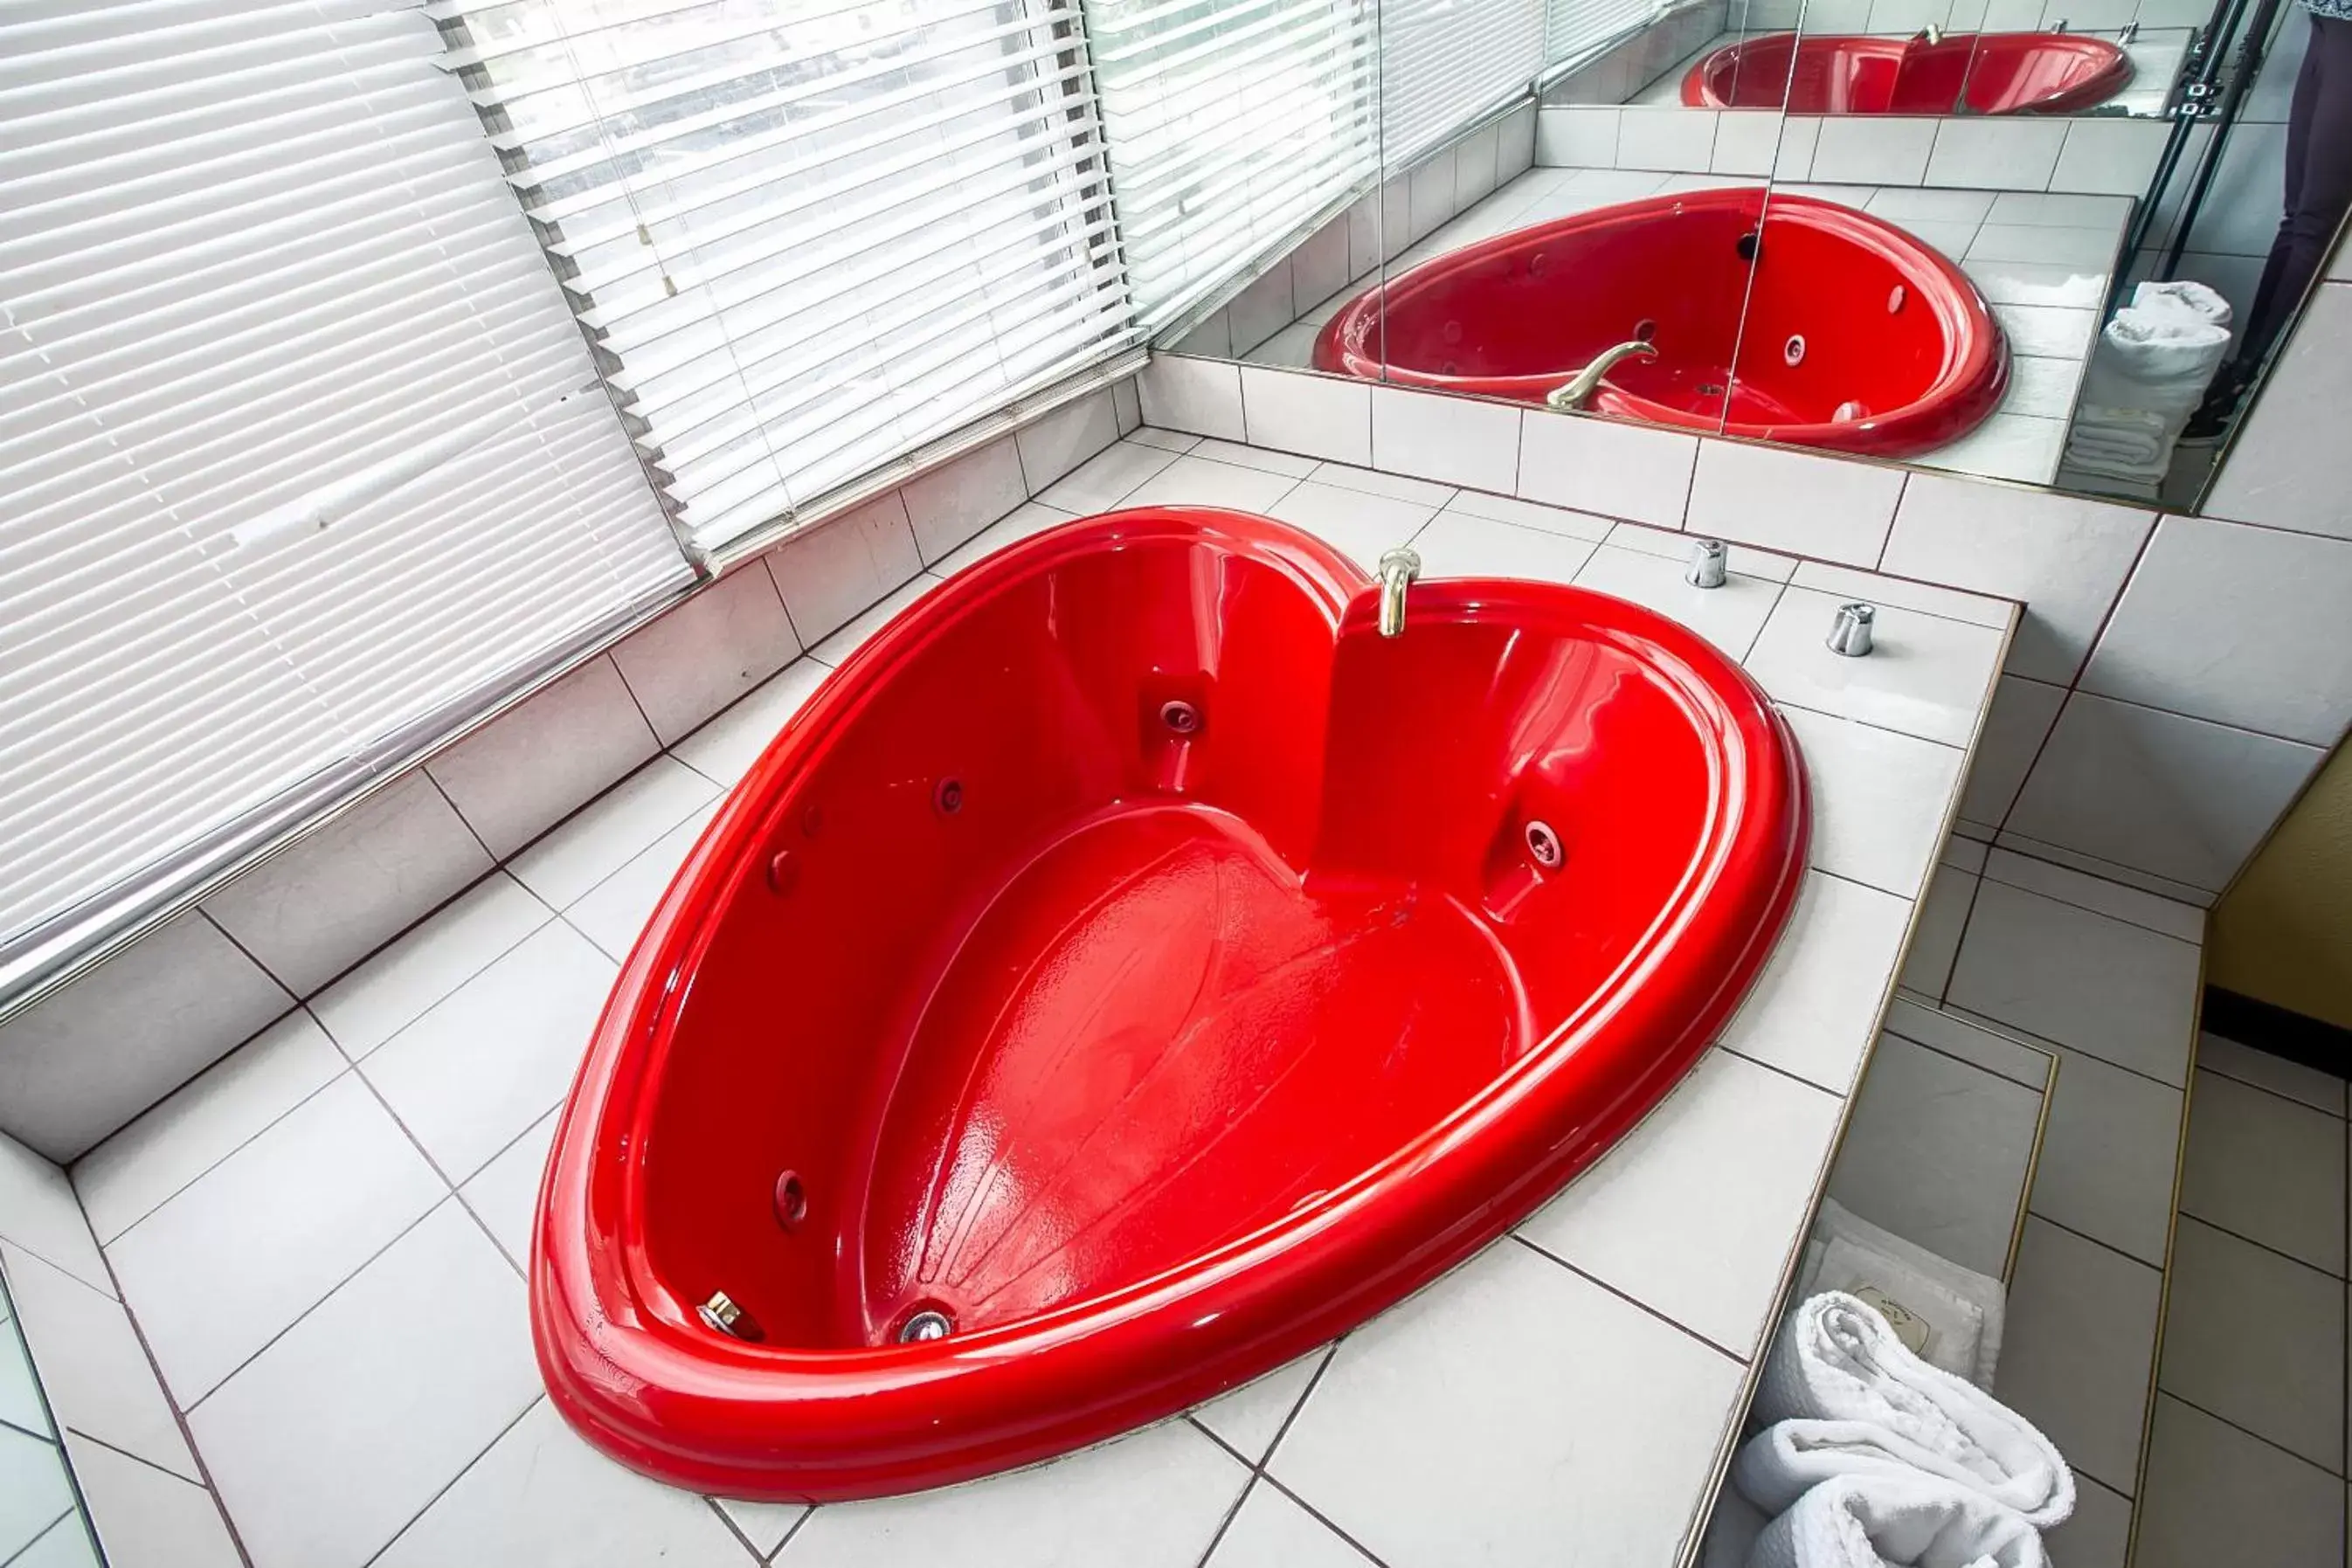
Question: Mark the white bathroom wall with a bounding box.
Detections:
[0,1129,244,1567]
[0,382,1141,1164]
[1141,351,2352,908]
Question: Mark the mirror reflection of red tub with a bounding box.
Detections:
[1681,30,2134,115]
[1312,187,2010,459]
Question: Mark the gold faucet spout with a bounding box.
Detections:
[1545,339,1660,411]
[1376,548,1420,639]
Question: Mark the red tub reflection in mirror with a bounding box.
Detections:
[1682,30,2133,114]
[532,508,1809,1502]
[1313,188,2009,458]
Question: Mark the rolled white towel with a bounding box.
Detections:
[1751,1293,2074,1528]
[2132,277,2232,327]
[2078,307,2230,401]
[1746,1473,2048,1568]
[1797,1198,2005,1389]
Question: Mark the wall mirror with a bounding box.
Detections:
[1151,0,2335,515]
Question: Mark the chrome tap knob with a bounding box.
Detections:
[1827,602,1877,657]
[1686,538,1728,589]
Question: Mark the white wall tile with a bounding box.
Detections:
[1113,376,1142,434]
[1879,472,2155,685]
[1811,117,1937,184]
[1925,121,2064,192]
[2051,119,2169,197]
[1711,112,1781,176]
[0,1133,107,1298]
[1949,875,2199,1084]
[609,563,799,745]
[188,1201,542,1568]
[762,491,924,648]
[1498,101,1539,183]
[2006,693,2324,893]
[1140,356,1248,442]
[74,1009,346,1246]
[2027,1041,2185,1264]
[1521,1050,1842,1355]
[2180,1070,2345,1274]
[1617,107,1718,172]
[2135,1395,2345,1567]
[1407,149,1454,242]
[1537,107,1619,168]
[2081,515,2352,747]
[1780,705,1966,898]
[372,1399,749,1568]
[107,1073,443,1404]
[200,773,491,1000]
[1996,1217,2161,1491]
[1958,675,2065,830]
[1270,1242,1740,1568]
[65,1433,241,1568]
[2196,1030,2345,1115]
[2205,284,2352,538]
[1719,871,1913,1093]
[1773,116,1820,179]
[1228,263,1296,356]
[1370,385,1520,492]
[1454,121,1502,211]
[1290,218,1352,316]
[807,574,940,666]
[427,656,660,858]
[1240,367,1373,466]
[669,660,827,791]
[2,1244,195,1479]
[0,914,292,1164]
[1408,511,1596,583]
[1685,441,1904,567]
[2160,1217,2344,1469]
[898,438,1030,565]
[1743,587,2004,748]
[786,1419,1246,1567]
[1517,410,1697,528]
[1013,390,1120,493]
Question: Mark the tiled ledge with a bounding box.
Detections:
[24,426,2018,1568]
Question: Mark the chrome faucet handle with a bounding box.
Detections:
[1686,538,1728,589]
[1376,547,1421,639]
[1827,602,1877,657]
[1913,22,1944,43]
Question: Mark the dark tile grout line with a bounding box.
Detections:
[702,1495,777,1564]
[0,1509,76,1568]
[2172,1209,2346,1283]
[356,1393,544,1568]
[1714,1041,1844,1101]
[58,1424,203,1487]
[1877,1026,2051,1098]
[2155,1387,2348,1483]
[1947,1004,2189,1094]
[2193,1055,2347,1120]
[1969,856,2206,945]
[1510,1233,1749,1364]
[2022,1210,2164,1274]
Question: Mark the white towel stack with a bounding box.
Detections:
[1796,1200,2006,1391]
[2060,279,2233,486]
[1733,1291,2075,1568]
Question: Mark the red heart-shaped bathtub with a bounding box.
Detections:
[532,508,1809,1501]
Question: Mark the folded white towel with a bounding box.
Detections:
[1748,1293,2074,1528]
[1746,1473,2049,1568]
[1798,1199,2006,1388]
[2065,428,2164,466]
[2078,309,2230,409]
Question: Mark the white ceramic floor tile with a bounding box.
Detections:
[0,1425,73,1563]
[1119,454,1304,512]
[1956,675,2066,831]
[2027,1040,2183,1267]
[927,501,1080,580]
[1899,866,1976,1000]
[508,756,721,911]
[1570,543,1785,661]
[2181,1070,2346,1274]
[807,575,940,667]
[1204,1481,1376,1568]
[716,1496,808,1557]
[459,1109,557,1270]
[1948,878,2199,1086]
[189,1202,541,1568]
[1304,462,1456,508]
[360,920,616,1183]
[2043,1472,2133,1568]
[1602,521,1797,580]
[1262,481,1441,572]
[1742,587,2004,749]
[308,874,551,1061]
[1995,1217,2162,1492]
[2160,1217,2346,1471]
[567,803,721,963]
[10,1515,101,1568]
[1881,999,2054,1090]
[106,1072,443,1404]
[74,1009,346,1245]
[670,660,830,789]
[1193,1346,1332,1465]
[1779,706,1965,899]
[1408,509,1596,583]
[1444,488,1615,541]
[375,1399,749,1568]
[1521,1049,1843,1356]
[1188,437,1318,479]
[1788,562,2012,632]
[1979,846,2207,943]
[62,1432,242,1568]
[2134,1395,2344,1568]
[1037,441,1181,515]
[780,1419,1247,1568]
[2196,1032,2348,1116]
[1719,872,1913,1094]
[2,1244,195,1479]
[1128,427,1200,453]
[1270,1240,1741,1568]
[1826,1036,2041,1279]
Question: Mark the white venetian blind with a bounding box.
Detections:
[440,0,1134,553]
[1542,0,1669,74]
[1085,0,1378,327]
[1380,0,1544,167]
[0,0,693,977]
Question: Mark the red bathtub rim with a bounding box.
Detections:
[1310,187,2010,458]
[532,508,1810,1501]
[1678,30,2134,114]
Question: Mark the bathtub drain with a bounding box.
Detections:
[1525,820,1564,870]
[1159,699,1201,735]
[898,1308,955,1343]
